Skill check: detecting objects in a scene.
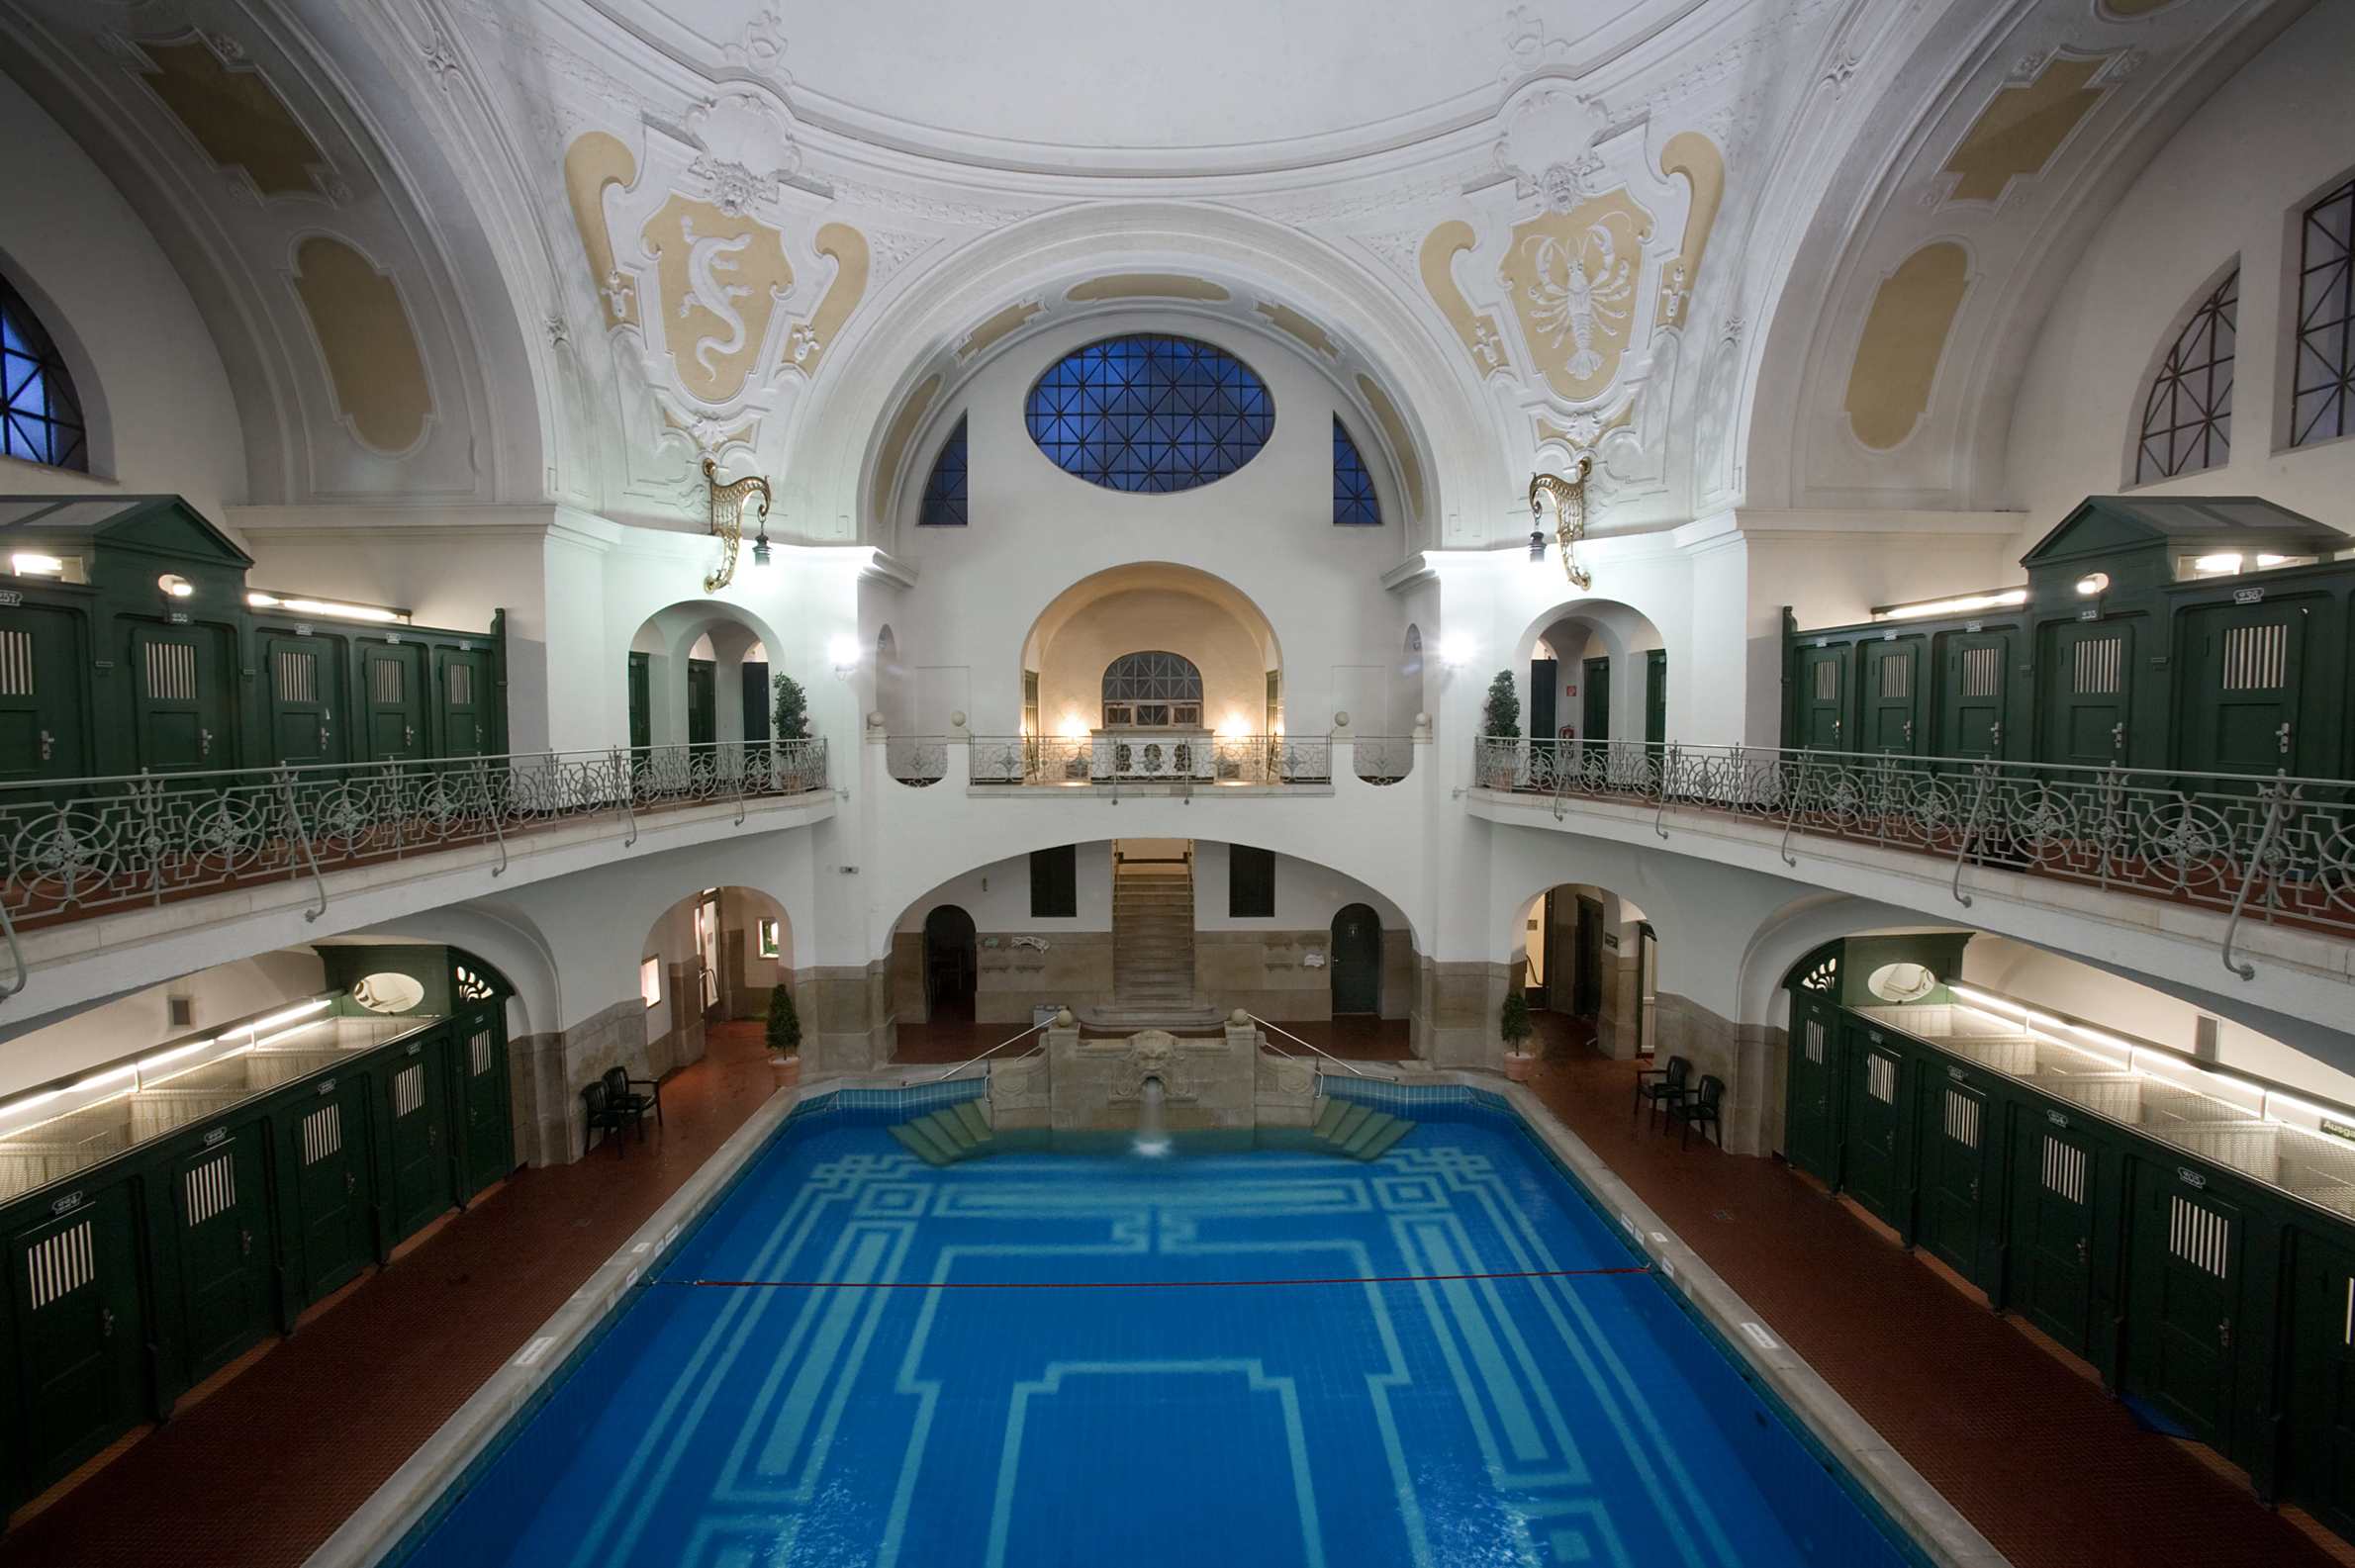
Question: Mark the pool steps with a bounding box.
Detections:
[888,1096,1413,1164]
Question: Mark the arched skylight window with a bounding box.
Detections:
[918,415,968,526]
[1,276,88,472]
[2132,267,2236,484]
[1101,650,1202,727]
[1333,417,1379,525]
[1025,335,1272,493]
[2291,175,2353,448]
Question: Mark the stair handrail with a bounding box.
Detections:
[1245,1012,1367,1078]
[929,1017,1051,1082]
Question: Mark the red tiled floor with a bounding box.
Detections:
[1519,1025,2336,1568]
[0,1022,783,1568]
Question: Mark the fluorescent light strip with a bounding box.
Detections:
[1873,588,2028,621]
[238,999,331,1037]
[140,1043,252,1088]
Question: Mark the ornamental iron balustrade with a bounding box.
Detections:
[1472,735,2355,978]
[1351,737,1415,784]
[0,740,828,942]
[885,737,948,786]
[968,735,1333,787]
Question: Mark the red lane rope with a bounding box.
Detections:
[660,1266,1651,1291]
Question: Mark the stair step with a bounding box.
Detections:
[921,1109,977,1152]
[890,1122,954,1166]
[951,1100,993,1143]
[1355,1118,1414,1161]
[1328,1104,1371,1146]
[1340,1110,1394,1156]
[1311,1098,1350,1139]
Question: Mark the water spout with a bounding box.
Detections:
[1133,1075,1172,1157]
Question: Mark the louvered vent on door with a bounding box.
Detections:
[2220,623,2287,691]
[1866,1054,1897,1103]
[1878,657,1911,699]
[0,628,33,695]
[370,658,404,705]
[26,1220,95,1309]
[2072,636,2121,695]
[1813,661,1838,700]
[1943,1089,1981,1149]
[2169,1196,2230,1279]
[469,1030,494,1076]
[183,1151,236,1226]
[1961,646,2001,697]
[447,664,473,705]
[1803,1019,1826,1064]
[145,640,197,700]
[273,650,317,703]
[392,1062,424,1118]
[301,1103,342,1164]
[2041,1137,2087,1203]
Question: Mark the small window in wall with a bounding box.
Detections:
[0,274,89,472]
[639,957,662,1010]
[1229,846,1275,919]
[2133,267,2236,483]
[2291,176,2353,448]
[1333,417,1380,525]
[757,917,781,959]
[1030,845,1077,919]
[918,415,969,526]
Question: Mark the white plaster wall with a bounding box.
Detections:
[1035,587,1267,735]
[1188,843,1404,933]
[2005,2,2355,547]
[894,843,1117,933]
[0,68,244,516]
[0,949,325,1100]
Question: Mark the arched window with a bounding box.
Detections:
[1101,650,1202,727]
[2291,175,2353,448]
[1,275,88,472]
[2132,267,2236,484]
[918,415,968,526]
[1026,335,1272,493]
[1333,416,1380,525]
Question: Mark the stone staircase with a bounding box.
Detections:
[1110,858,1200,1014]
[889,1099,1001,1166]
[1307,1096,1416,1160]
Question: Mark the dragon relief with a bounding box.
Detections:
[1498,189,1653,405]
[639,194,793,408]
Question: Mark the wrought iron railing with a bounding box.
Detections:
[1350,736,1415,784]
[0,740,829,941]
[1472,736,2355,975]
[968,735,1334,786]
[885,736,948,786]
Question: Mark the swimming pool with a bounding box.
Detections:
[395,1086,1925,1567]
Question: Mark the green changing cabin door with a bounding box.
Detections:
[435,648,493,760]
[128,622,232,774]
[171,1130,273,1383]
[2042,619,2133,769]
[1644,649,1666,745]
[1858,639,1921,755]
[456,1010,514,1197]
[1793,645,1847,751]
[1937,631,2011,760]
[688,659,717,749]
[357,643,426,762]
[2179,600,2308,777]
[1917,1074,1989,1282]
[1329,904,1381,1015]
[2014,1114,2100,1355]
[384,1041,451,1243]
[2127,1172,2241,1448]
[10,1189,146,1489]
[287,1077,374,1302]
[1841,1028,1906,1224]
[1580,656,1610,766]
[1784,995,1843,1184]
[2287,1236,2355,1539]
[262,632,344,769]
[0,603,87,784]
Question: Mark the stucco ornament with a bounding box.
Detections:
[1501,190,1652,402]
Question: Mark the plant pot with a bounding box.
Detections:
[769,1055,801,1090]
[1503,1052,1535,1082]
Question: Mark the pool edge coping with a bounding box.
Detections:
[309,1062,2011,1568]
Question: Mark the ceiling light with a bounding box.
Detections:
[2074,572,2110,598]
[158,573,195,599]
[1438,632,1476,669]
[751,533,772,568]
[1528,529,1547,562]
[10,552,63,577]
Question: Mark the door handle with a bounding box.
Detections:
[1903,720,1913,743]
[38,729,52,762]
[344,1170,357,1196]
[2076,1237,2088,1266]
[239,1227,253,1257]
[405,724,416,748]
[199,727,213,758]
[100,1307,115,1338]
[2218,1317,2232,1350]
[2278,721,2293,756]
[1989,721,2002,747]
[319,721,331,752]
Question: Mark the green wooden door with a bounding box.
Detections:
[457,1011,514,1197]
[1859,639,1921,755]
[688,659,717,749]
[1528,657,1557,742]
[357,643,426,762]
[262,632,344,769]
[1571,896,1603,1018]
[10,1190,145,1489]
[1580,657,1610,766]
[1937,631,2012,760]
[2013,1114,2100,1354]
[384,1044,451,1243]
[128,622,232,774]
[1329,904,1381,1015]
[1784,995,1843,1183]
[1644,649,1666,745]
[435,648,493,760]
[287,1078,373,1301]
[170,1131,273,1382]
[2128,1172,2241,1446]
[0,603,87,784]
[1794,645,1847,751]
[1918,1074,1989,1281]
[2287,1235,2355,1539]
[2042,619,2133,769]
[2179,600,2308,777]
[627,652,652,752]
[1841,1029,1906,1224]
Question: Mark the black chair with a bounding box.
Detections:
[602,1065,663,1135]
[1632,1055,1693,1130]
[1668,1073,1725,1150]
[581,1080,634,1158]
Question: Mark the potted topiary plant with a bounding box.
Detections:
[1481,670,1523,788]
[767,979,802,1090]
[1500,988,1536,1081]
[771,672,813,791]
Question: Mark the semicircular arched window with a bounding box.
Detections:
[1,275,89,473]
[1026,335,1272,494]
[918,415,968,526]
[1101,650,1203,728]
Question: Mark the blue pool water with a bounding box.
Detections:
[402,1090,1920,1567]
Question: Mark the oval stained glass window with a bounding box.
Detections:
[1025,334,1273,493]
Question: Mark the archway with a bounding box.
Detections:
[636,885,795,1080]
[922,904,978,1021]
[624,600,795,753]
[1516,598,1666,771]
[1516,882,1652,1061]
